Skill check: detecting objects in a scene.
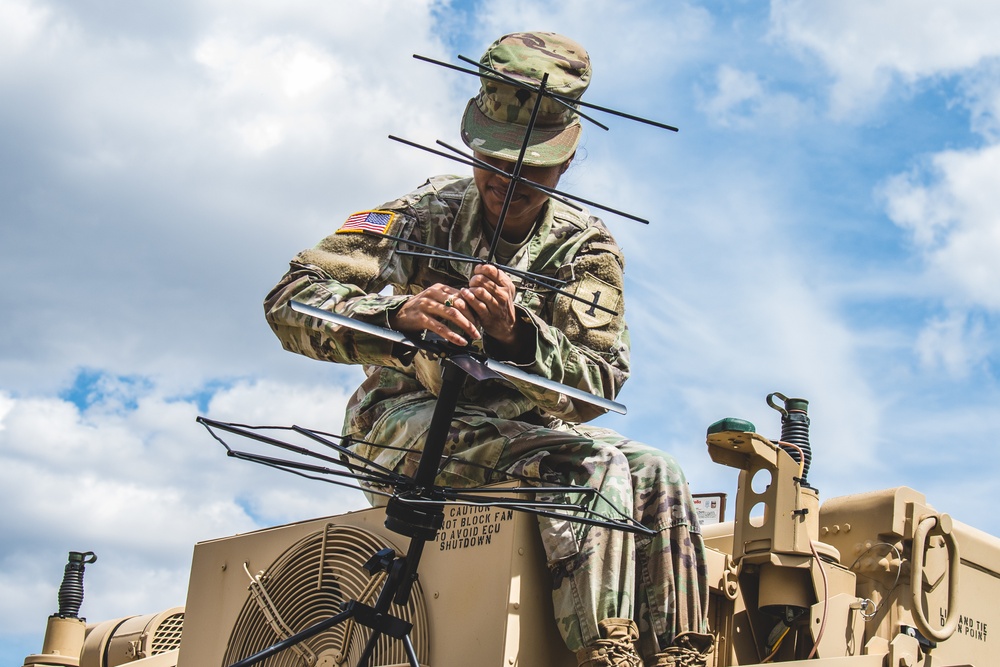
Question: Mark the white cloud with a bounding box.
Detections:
[914,312,989,378]
[962,59,1000,140]
[771,0,1000,116]
[0,0,52,62]
[195,34,336,99]
[194,34,340,153]
[882,143,1000,310]
[466,0,713,94]
[701,65,764,120]
[206,377,356,431]
[697,64,807,128]
[0,392,13,429]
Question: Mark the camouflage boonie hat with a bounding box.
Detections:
[461,32,591,167]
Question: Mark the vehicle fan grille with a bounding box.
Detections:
[224,523,429,667]
[149,611,185,654]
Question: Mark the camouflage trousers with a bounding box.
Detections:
[351,398,709,656]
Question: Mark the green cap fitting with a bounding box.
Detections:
[67,551,97,565]
[785,398,809,413]
[707,417,756,436]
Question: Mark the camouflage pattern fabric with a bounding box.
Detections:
[480,31,591,102]
[264,175,708,655]
[462,31,591,166]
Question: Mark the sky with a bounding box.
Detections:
[2,0,1000,662]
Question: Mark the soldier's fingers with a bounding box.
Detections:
[473,263,513,286]
[403,305,473,345]
[443,307,482,343]
[460,286,496,319]
[465,281,513,317]
[426,317,476,346]
[461,287,514,341]
[417,286,464,319]
[469,271,516,304]
[395,292,457,332]
[431,291,482,342]
[396,285,482,343]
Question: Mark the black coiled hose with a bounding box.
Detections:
[767,393,816,490]
[57,551,97,618]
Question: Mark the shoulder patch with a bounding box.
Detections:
[571,272,622,329]
[336,210,398,235]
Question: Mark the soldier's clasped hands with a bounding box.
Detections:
[390,264,518,348]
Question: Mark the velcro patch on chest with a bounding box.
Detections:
[571,273,622,328]
[335,210,398,235]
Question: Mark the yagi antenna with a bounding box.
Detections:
[365,49,678,319]
[406,50,675,239]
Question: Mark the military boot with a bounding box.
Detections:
[575,618,642,667]
[650,631,715,667]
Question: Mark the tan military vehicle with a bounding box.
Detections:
[22,390,999,667]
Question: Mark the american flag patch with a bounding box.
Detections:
[336,210,397,235]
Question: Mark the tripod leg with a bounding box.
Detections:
[230,607,354,667]
[355,627,421,667]
[354,553,412,667]
[403,634,420,667]
[356,628,381,667]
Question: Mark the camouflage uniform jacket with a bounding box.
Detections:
[264,174,630,440]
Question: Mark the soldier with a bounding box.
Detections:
[265,31,713,667]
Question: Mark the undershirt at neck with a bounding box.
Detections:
[480,215,542,265]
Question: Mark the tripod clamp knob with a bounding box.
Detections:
[384,495,445,540]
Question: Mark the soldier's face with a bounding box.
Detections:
[473,152,570,241]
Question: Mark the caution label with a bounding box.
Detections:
[434,505,514,552]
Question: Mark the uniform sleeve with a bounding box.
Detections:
[487,238,631,423]
[263,222,413,368]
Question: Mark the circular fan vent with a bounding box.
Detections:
[224,524,430,667]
